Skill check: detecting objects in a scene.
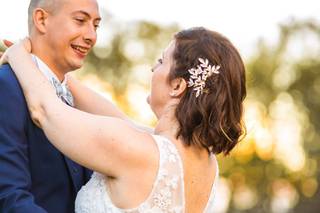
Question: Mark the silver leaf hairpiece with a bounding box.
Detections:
[187,58,220,97]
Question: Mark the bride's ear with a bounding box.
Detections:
[33,8,49,34]
[169,78,187,98]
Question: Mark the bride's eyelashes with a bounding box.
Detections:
[151,58,163,72]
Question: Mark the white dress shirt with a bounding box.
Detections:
[31,55,74,106]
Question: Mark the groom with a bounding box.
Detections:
[0,0,101,212]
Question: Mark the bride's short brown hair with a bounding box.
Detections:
[170,27,246,155]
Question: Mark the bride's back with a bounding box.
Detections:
[75,134,218,213]
[121,135,219,212]
[180,142,218,213]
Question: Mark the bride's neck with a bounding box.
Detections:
[154,106,209,159]
[154,106,179,138]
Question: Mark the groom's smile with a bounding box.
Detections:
[28,0,101,79]
[71,44,90,58]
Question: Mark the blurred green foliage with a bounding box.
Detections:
[226,19,320,213]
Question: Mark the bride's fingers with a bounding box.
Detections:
[0,39,13,65]
[0,51,8,65]
[3,39,14,47]
[0,37,32,66]
[21,37,32,53]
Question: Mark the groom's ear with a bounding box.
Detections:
[32,8,50,34]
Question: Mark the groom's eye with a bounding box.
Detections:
[94,24,100,30]
[75,18,85,24]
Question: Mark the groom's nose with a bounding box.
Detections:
[83,25,97,46]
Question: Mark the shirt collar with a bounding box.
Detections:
[31,54,67,86]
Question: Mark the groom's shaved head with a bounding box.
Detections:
[28,0,63,32]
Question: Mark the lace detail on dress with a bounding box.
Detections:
[75,172,109,213]
[75,134,218,213]
[136,135,185,213]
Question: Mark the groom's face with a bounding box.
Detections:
[44,0,101,72]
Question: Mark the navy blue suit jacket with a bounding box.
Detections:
[0,64,92,213]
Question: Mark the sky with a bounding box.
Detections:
[0,0,319,58]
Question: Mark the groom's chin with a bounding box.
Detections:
[68,59,84,71]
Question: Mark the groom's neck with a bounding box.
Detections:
[30,38,68,82]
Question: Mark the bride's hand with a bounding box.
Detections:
[3,39,14,47]
[0,39,13,59]
[0,38,31,65]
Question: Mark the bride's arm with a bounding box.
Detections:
[67,75,154,134]
[3,40,158,178]
[1,39,153,133]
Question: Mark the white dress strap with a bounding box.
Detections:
[139,134,185,212]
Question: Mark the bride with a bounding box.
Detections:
[1,27,246,212]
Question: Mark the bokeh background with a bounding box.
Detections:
[1,0,320,212]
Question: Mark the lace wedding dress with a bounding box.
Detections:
[75,134,219,213]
